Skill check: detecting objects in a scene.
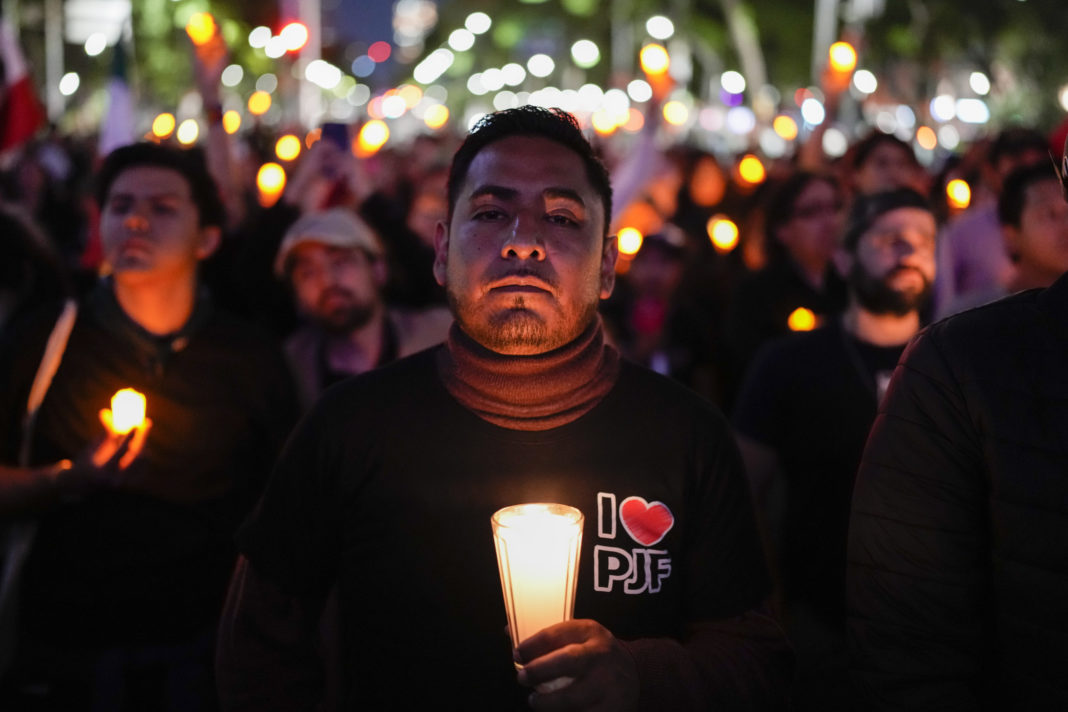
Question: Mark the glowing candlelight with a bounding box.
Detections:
[492,503,583,646]
[185,13,217,47]
[828,41,858,74]
[110,388,146,435]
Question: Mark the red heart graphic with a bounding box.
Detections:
[619,496,674,546]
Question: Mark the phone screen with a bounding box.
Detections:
[320,122,349,150]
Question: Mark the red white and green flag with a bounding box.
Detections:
[0,13,46,153]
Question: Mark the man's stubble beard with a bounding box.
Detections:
[446,288,599,354]
[849,262,932,317]
[315,291,379,334]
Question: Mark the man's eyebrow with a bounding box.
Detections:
[543,188,586,207]
[468,185,519,202]
[107,190,186,202]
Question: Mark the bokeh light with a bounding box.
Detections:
[248,26,271,49]
[185,13,217,46]
[280,22,310,52]
[662,101,689,126]
[275,134,302,161]
[424,104,450,129]
[737,154,766,185]
[85,33,107,57]
[465,12,492,34]
[720,71,746,94]
[176,119,199,146]
[152,113,176,138]
[248,91,272,115]
[627,79,653,103]
[571,40,600,68]
[527,54,555,78]
[916,125,938,151]
[257,163,286,207]
[449,29,475,52]
[853,69,877,94]
[591,109,618,135]
[707,216,739,253]
[640,44,669,75]
[946,179,972,210]
[645,16,674,40]
[357,120,390,156]
[368,41,392,62]
[930,94,956,122]
[59,72,80,96]
[617,227,643,256]
[221,64,244,87]
[801,98,826,125]
[222,110,241,134]
[828,41,857,73]
[773,115,798,140]
[969,71,991,95]
[255,73,278,93]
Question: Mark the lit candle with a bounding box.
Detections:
[110,388,146,435]
[492,503,584,689]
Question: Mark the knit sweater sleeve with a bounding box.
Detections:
[620,607,792,711]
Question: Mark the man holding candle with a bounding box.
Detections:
[219,107,790,711]
[0,143,298,708]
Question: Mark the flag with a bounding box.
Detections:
[0,16,45,153]
[98,41,136,156]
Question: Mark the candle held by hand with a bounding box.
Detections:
[492,503,584,648]
[109,388,146,435]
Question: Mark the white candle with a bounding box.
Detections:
[491,503,584,648]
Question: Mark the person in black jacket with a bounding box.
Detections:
[846,142,1068,709]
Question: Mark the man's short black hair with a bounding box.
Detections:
[841,188,932,252]
[998,163,1059,228]
[446,107,612,235]
[989,127,1048,168]
[851,131,918,171]
[95,143,226,229]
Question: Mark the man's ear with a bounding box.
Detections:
[831,247,852,278]
[432,220,449,287]
[372,255,389,287]
[600,234,618,299]
[1002,224,1021,262]
[196,226,222,260]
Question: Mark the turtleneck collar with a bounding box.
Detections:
[436,317,620,431]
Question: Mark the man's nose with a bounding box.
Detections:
[501,214,545,261]
[123,211,149,232]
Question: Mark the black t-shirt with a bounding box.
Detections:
[0,285,299,646]
[725,257,848,386]
[239,350,770,709]
[732,320,903,624]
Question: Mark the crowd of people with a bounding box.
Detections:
[1,41,1067,712]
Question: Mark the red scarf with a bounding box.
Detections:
[437,318,620,431]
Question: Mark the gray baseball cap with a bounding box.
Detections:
[274,208,383,276]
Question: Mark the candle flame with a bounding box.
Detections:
[110,388,146,435]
